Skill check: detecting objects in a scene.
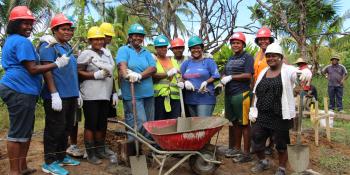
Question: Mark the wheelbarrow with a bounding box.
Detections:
[109,117,228,175]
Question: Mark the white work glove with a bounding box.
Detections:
[91,57,114,75]
[249,107,258,123]
[177,82,184,89]
[128,72,142,83]
[199,81,208,92]
[299,69,312,86]
[77,92,83,108]
[94,69,109,79]
[54,54,70,68]
[51,92,62,111]
[184,80,195,91]
[40,35,57,47]
[166,68,178,77]
[220,75,233,85]
[112,93,118,107]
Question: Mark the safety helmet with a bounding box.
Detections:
[9,6,35,21]
[154,35,169,47]
[100,22,115,37]
[254,27,274,44]
[50,14,73,29]
[87,26,105,39]
[170,38,185,48]
[229,32,246,45]
[128,23,146,35]
[67,16,76,28]
[295,57,307,64]
[265,43,283,56]
[188,36,203,48]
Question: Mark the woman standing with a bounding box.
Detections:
[249,43,311,175]
[38,14,80,175]
[116,23,156,139]
[220,32,254,163]
[152,35,181,120]
[77,26,115,165]
[179,36,220,117]
[0,6,70,175]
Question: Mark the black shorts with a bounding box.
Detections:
[0,84,38,142]
[251,124,290,152]
[83,100,109,131]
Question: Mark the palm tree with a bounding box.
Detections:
[0,0,55,45]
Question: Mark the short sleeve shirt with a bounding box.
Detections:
[224,51,254,96]
[180,58,220,105]
[77,49,115,100]
[0,34,42,95]
[38,42,79,99]
[322,64,348,87]
[116,45,156,100]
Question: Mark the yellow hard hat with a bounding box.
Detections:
[100,22,115,37]
[87,26,105,39]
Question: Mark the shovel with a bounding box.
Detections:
[287,92,309,173]
[174,76,191,132]
[129,82,148,175]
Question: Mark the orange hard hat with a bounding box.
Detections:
[255,26,274,44]
[9,6,35,21]
[170,38,185,48]
[50,14,73,29]
[229,32,246,44]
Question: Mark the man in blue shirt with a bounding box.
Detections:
[116,23,156,141]
[322,55,348,112]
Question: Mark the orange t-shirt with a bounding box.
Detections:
[158,57,173,71]
[253,49,268,82]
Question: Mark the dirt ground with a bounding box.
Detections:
[0,121,350,175]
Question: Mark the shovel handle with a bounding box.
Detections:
[296,91,305,145]
[130,82,139,156]
[174,76,186,118]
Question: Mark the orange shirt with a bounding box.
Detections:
[158,57,173,71]
[253,49,268,82]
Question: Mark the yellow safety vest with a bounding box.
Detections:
[154,58,180,100]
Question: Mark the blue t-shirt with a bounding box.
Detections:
[224,51,254,96]
[116,45,156,100]
[180,58,220,105]
[38,42,79,99]
[0,34,42,95]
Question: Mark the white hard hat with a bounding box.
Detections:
[265,43,283,56]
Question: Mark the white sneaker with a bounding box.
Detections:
[83,150,88,159]
[105,146,115,156]
[66,145,83,157]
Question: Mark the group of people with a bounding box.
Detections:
[2,5,346,175]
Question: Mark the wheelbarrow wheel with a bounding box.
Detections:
[189,150,219,175]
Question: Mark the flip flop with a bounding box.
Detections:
[21,168,37,175]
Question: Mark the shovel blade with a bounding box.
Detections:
[130,155,148,175]
[287,144,309,173]
[176,117,191,132]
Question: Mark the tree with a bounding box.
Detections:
[187,0,256,54]
[0,0,55,45]
[251,0,346,72]
[118,0,192,39]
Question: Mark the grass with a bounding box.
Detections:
[319,147,350,174]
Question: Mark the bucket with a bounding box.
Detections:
[320,117,334,128]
